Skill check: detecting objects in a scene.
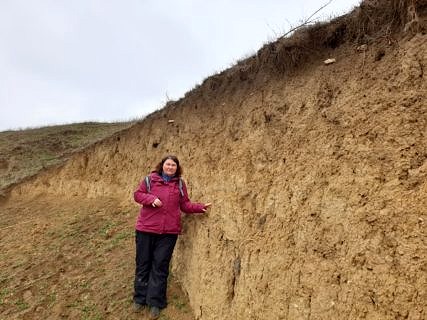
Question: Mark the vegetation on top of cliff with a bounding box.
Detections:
[185,0,426,99]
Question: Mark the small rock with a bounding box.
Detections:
[105,229,114,239]
[324,58,336,65]
[366,215,377,223]
[35,306,45,313]
[23,290,33,303]
[168,119,175,123]
[357,44,368,51]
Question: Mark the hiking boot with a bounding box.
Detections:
[133,302,145,312]
[149,306,160,319]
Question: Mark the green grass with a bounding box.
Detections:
[66,300,103,320]
[80,280,90,289]
[111,231,133,244]
[80,301,103,320]
[0,289,9,305]
[14,299,29,311]
[104,230,133,252]
[81,303,102,320]
[12,259,27,269]
[0,274,9,286]
[98,222,118,237]
[171,294,190,313]
[46,292,56,307]
[0,122,133,190]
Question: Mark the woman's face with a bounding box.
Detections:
[162,158,177,176]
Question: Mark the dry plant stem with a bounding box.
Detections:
[0,220,34,231]
[362,50,366,68]
[12,273,57,291]
[280,0,334,39]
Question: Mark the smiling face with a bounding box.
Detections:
[162,158,178,176]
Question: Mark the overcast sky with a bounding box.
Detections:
[0,0,361,131]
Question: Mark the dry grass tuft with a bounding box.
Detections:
[192,0,426,94]
[258,0,426,75]
[345,0,426,42]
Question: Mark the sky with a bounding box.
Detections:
[0,0,361,131]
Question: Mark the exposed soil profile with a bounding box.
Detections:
[1,1,426,319]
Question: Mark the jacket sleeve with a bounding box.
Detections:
[134,179,157,206]
[179,180,206,214]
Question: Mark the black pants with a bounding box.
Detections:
[133,231,178,308]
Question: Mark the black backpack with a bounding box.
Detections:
[144,175,184,197]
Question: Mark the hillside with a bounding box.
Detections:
[1,1,426,319]
[0,122,132,191]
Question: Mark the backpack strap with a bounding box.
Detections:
[178,178,184,197]
[144,176,151,193]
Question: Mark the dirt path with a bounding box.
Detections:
[0,196,194,320]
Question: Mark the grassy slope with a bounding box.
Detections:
[0,122,133,190]
[0,196,195,320]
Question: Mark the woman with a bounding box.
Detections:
[133,155,211,319]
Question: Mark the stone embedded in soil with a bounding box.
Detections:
[23,290,33,303]
[324,58,336,65]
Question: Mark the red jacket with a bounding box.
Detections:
[134,172,205,234]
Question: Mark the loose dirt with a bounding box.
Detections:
[0,196,194,320]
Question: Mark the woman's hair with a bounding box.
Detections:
[155,155,183,177]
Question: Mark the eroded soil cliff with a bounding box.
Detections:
[1,2,426,319]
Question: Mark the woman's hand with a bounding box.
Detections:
[152,198,163,207]
[202,203,212,212]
